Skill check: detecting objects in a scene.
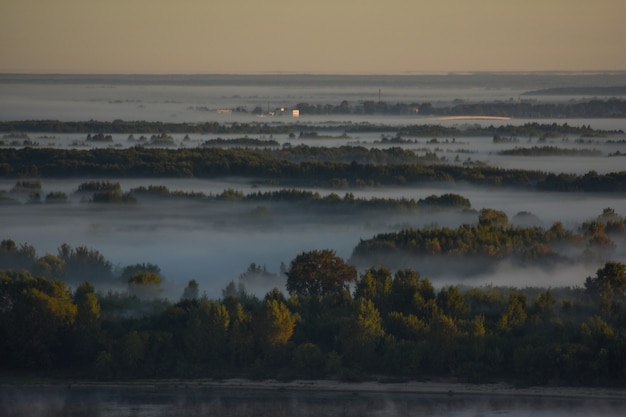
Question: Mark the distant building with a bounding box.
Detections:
[292,109,300,118]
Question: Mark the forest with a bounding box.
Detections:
[0,120,622,137]
[1,239,625,387]
[1,145,626,192]
[1,202,625,386]
[1,117,625,389]
[350,207,625,273]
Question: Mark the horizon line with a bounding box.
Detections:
[2,70,626,77]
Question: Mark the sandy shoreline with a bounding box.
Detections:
[3,378,625,401]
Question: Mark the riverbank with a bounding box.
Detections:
[2,378,625,401]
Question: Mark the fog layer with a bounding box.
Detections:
[2,177,625,298]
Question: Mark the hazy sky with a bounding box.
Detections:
[1,0,625,74]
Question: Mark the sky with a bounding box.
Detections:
[1,0,625,74]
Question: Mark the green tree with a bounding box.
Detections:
[341,298,384,368]
[118,330,146,375]
[497,292,527,333]
[255,299,295,351]
[183,300,230,368]
[4,276,77,368]
[0,239,36,271]
[584,262,626,320]
[436,286,470,319]
[390,269,421,314]
[286,250,356,297]
[413,277,436,315]
[478,208,509,228]
[181,279,199,301]
[354,265,392,313]
[119,262,161,282]
[580,315,615,344]
[128,272,162,298]
[223,296,255,367]
[292,343,326,377]
[426,313,459,373]
[45,191,68,203]
[384,311,426,340]
[73,282,102,365]
[58,243,113,283]
[33,254,65,279]
[584,262,626,296]
[533,289,556,321]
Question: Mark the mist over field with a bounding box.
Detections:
[1,73,625,298]
[2,175,625,298]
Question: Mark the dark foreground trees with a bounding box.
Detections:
[1,252,626,386]
[286,249,357,297]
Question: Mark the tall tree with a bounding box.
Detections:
[181,279,199,301]
[184,300,230,367]
[286,250,356,297]
[341,298,384,368]
[354,266,392,313]
[254,299,295,351]
[390,269,421,314]
[5,276,77,368]
[436,286,470,319]
[128,272,162,298]
[33,254,65,279]
[585,261,626,320]
[497,292,527,333]
[73,281,102,365]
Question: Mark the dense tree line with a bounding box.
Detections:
[430,98,626,119]
[498,146,603,157]
[1,146,626,192]
[202,137,280,147]
[294,99,626,118]
[273,144,440,165]
[0,120,621,137]
[132,187,474,219]
[2,178,475,215]
[0,120,294,135]
[0,239,160,287]
[1,246,625,387]
[352,208,625,271]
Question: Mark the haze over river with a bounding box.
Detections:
[3,385,626,417]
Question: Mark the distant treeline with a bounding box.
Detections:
[523,86,626,96]
[0,240,159,286]
[293,99,626,118]
[131,186,473,214]
[202,137,280,147]
[0,121,622,137]
[1,146,626,192]
[424,98,626,118]
[1,240,625,387]
[1,177,475,215]
[498,146,603,157]
[351,208,626,272]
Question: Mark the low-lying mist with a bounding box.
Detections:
[2,177,625,299]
